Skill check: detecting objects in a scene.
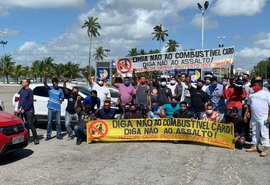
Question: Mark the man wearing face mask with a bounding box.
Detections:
[202,103,220,122]
[133,70,150,107]
[148,102,163,118]
[244,80,270,157]
[222,77,230,90]
[202,73,213,92]
[172,101,193,118]
[63,78,82,140]
[113,72,136,108]
[157,78,172,106]
[205,76,226,120]
[160,97,180,118]
[83,90,101,114]
[186,79,209,119]
[167,76,177,97]
[83,71,111,107]
[124,103,142,119]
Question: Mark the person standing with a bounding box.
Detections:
[84,71,111,106]
[157,78,172,106]
[244,80,270,157]
[17,78,39,145]
[63,78,81,140]
[44,73,64,140]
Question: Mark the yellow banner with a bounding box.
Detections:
[86,118,234,149]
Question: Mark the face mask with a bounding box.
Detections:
[252,85,261,92]
[206,110,213,115]
[171,102,177,107]
[124,81,130,86]
[211,83,217,89]
[222,81,227,86]
[161,82,166,86]
[205,80,211,85]
[140,79,146,84]
[170,80,176,85]
[151,105,159,112]
[181,107,187,111]
[130,107,136,112]
[197,85,202,90]
[72,92,78,98]
[98,80,104,86]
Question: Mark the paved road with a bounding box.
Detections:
[0,84,270,185]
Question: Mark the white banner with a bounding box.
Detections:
[116,46,234,74]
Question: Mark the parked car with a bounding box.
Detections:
[0,111,28,156]
[12,83,119,123]
[0,100,4,111]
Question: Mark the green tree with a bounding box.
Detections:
[12,64,24,84]
[93,47,107,61]
[0,55,15,84]
[31,60,44,82]
[53,63,65,79]
[165,39,179,52]
[82,16,101,77]
[63,62,81,79]
[151,24,168,51]
[253,57,270,79]
[127,48,139,56]
[139,49,147,55]
[42,57,55,77]
[148,49,160,54]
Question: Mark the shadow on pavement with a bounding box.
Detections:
[0,149,34,166]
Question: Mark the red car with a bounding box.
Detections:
[0,111,28,156]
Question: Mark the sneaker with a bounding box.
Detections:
[76,140,82,145]
[246,144,257,152]
[45,136,51,141]
[57,136,63,140]
[34,139,40,145]
[260,147,269,157]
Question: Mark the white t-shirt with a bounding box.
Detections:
[180,82,189,102]
[91,83,111,106]
[167,83,177,96]
[248,90,270,120]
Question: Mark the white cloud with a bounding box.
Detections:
[0,0,86,9]
[212,0,267,16]
[253,32,270,48]
[190,14,218,29]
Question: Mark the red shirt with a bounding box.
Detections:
[223,86,246,109]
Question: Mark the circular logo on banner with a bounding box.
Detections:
[117,58,132,74]
[88,120,108,139]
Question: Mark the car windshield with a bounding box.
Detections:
[76,86,91,96]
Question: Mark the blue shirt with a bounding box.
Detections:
[47,86,64,111]
[205,83,226,111]
[83,96,101,111]
[18,87,34,112]
[162,103,180,118]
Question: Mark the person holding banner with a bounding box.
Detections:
[113,72,136,108]
[160,96,180,118]
[244,80,270,157]
[83,71,111,107]
[172,101,194,119]
[202,103,220,122]
[95,100,122,119]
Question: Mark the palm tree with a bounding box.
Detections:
[63,62,81,79]
[42,57,55,77]
[54,63,65,79]
[151,24,168,51]
[82,16,101,77]
[93,47,107,61]
[165,39,179,52]
[127,48,139,56]
[31,60,44,82]
[139,49,147,55]
[12,64,24,84]
[0,54,15,84]
[148,49,160,54]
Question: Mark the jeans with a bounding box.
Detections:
[74,125,86,142]
[47,108,61,137]
[193,111,205,120]
[22,108,38,140]
[65,112,78,137]
[250,118,270,147]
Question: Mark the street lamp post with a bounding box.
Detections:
[197,1,209,50]
[0,31,7,84]
[217,35,225,48]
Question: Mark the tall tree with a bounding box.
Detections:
[165,39,179,52]
[151,24,168,51]
[12,64,24,84]
[82,16,101,77]
[127,48,139,56]
[139,49,147,55]
[93,47,107,61]
[63,62,81,79]
[42,57,55,77]
[31,60,44,82]
[0,54,15,84]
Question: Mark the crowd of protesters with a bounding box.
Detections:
[16,69,270,157]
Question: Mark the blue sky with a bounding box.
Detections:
[0,0,269,70]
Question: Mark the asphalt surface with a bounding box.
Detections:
[0,84,270,185]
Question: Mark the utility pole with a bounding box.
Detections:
[0,31,8,83]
